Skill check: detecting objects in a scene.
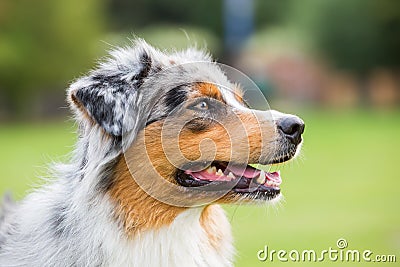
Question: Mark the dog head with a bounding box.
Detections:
[68,40,304,208]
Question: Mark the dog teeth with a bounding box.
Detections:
[255,170,266,184]
[264,180,279,188]
[206,166,217,174]
[227,172,235,180]
[216,169,224,176]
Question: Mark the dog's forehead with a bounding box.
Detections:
[191,82,223,100]
[161,61,243,103]
[190,81,245,107]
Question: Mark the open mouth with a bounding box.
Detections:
[176,161,284,200]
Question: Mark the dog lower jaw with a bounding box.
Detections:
[173,143,303,202]
[175,161,282,201]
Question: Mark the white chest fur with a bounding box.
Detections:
[106,207,234,267]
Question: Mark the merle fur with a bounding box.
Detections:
[0,40,246,266]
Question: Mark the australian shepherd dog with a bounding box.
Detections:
[0,40,304,266]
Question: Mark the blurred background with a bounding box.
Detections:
[0,0,399,266]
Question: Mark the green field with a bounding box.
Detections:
[1,110,399,266]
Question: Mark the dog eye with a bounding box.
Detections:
[193,101,209,110]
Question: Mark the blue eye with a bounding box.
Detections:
[196,101,209,110]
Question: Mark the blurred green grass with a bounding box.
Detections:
[1,110,399,266]
[0,121,76,198]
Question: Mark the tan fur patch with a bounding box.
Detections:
[200,205,231,250]
[176,111,275,164]
[109,120,195,236]
[194,82,223,101]
[110,155,185,236]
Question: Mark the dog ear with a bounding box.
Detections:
[68,45,154,136]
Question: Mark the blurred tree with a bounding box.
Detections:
[254,0,293,28]
[108,0,223,36]
[283,0,400,105]
[0,0,106,118]
[287,0,400,72]
[107,0,294,63]
[3,0,399,117]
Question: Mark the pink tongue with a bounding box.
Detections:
[265,171,282,185]
[186,170,231,181]
[185,164,282,186]
[225,164,260,178]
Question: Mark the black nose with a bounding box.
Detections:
[277,116,305,145]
